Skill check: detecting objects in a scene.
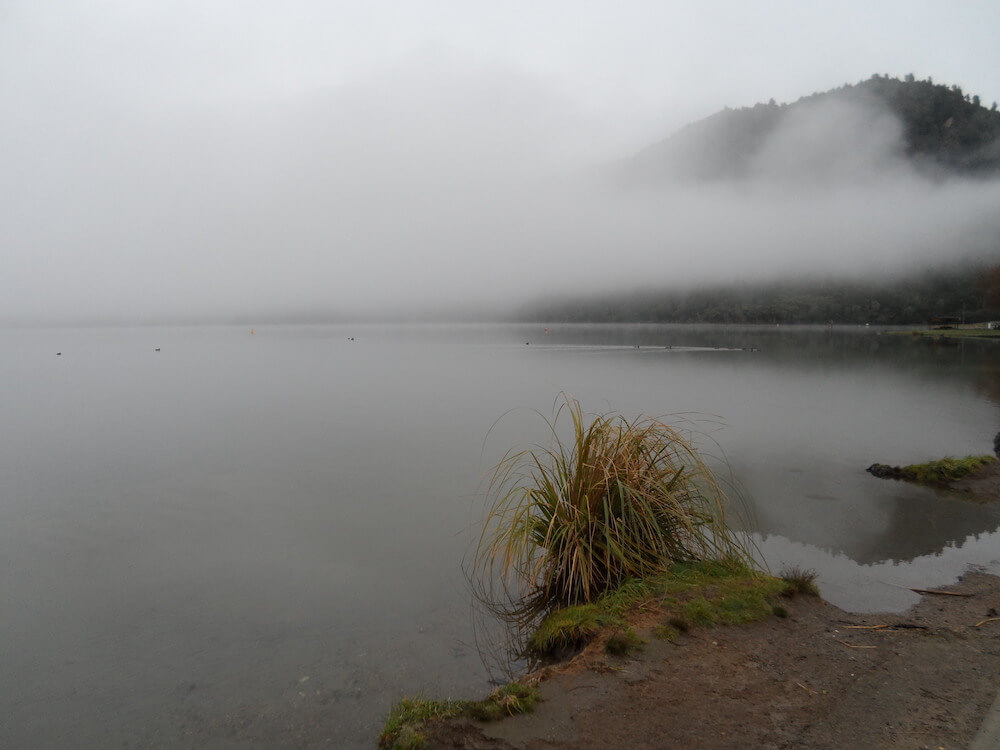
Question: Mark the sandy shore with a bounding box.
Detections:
[423,572,1000,749]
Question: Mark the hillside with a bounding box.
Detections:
[626,75,1000,184]
[524,265,1000,325]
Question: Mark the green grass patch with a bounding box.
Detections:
[605,628,645,656]
[466,682,541,722]
[379,683,540,749]
[652,623,681,641]
[529,558,792,657]
[379,696,469,750]
[529,603,621,656]
[663,562,789,626]
[683,597,718,625]
[899,455,996,484]
[597,578,656,617]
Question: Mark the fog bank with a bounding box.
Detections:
[2,8,999,323]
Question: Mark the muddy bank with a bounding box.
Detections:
[955,460,1000,502]
[424,573,1000,750]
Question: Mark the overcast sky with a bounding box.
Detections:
[2,0,999,322]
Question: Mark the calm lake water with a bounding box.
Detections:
[1,323,998,748]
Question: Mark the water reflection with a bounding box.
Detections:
[757,526,1000,613]
[737,463,1000,565]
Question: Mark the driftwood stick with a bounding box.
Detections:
[910,588,973,597]
[844,623,928,631]
[796,682,818,696]
[845,624,889,630]
[974,617,1000,627]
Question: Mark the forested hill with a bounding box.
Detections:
[523,266,1000,325]
[626,75,1000,184]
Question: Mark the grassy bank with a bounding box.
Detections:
[379,683,540,750]
[868,455,996,485]
[529,559,816,658]
[379,561,818,748]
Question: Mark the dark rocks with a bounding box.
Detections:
[867,463,905,479]
[994,431,1000,458]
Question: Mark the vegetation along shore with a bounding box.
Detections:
[379,402,1000,749]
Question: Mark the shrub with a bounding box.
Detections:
[476,396,749,619]
[779,566,820,597]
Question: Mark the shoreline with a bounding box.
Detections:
[384,445,1000,748]
[419,572,1000,749]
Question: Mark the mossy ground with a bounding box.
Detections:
[529,559,812,659]
[378,683,540,750]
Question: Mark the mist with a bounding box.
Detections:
[2,3,999,323]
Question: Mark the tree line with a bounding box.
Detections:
[524,265,1000,325]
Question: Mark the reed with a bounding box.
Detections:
[476,396,749,621]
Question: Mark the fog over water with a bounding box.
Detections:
[3,6,1000,745]
[2,1,1000,323]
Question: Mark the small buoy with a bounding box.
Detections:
[525,341,530,345]
[154,348,160,352]
[56,352,61,356]
[250,329,254,335]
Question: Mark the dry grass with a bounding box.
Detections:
[475,396,750,626]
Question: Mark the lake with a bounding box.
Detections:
[1,323,998,748]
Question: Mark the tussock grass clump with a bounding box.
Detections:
[779,566,820,597]
[477,396,750,621]
[901,455,995,484]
